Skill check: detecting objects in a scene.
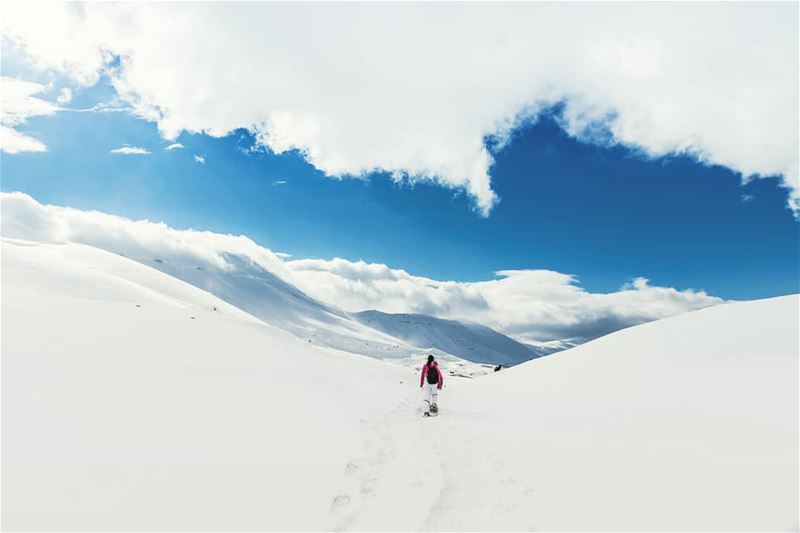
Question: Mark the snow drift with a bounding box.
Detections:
[3,235,797,530]
[428,294,799,530]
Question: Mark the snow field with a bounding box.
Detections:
[2,237,797,530]
[431,295,799,530]
[2,239,411,529]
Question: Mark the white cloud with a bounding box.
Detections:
[1,3,796,213]
[165,143,184,150]
[273,180,287,185]
[1,125,47,153]
[285,258,725,343]
[0,192,724,343]
[110,145,150,155]
[56,87,72,105]
[194,155,205,164]
[0,77,58,153]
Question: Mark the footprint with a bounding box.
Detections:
[330,494,351,512]
[345,460,360,475]
[360,473,379,494]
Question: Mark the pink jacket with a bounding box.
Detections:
[420,362,443,389]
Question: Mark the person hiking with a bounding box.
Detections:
[420,354,443,417]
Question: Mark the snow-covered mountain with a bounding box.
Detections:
[353,310,556,366]
[144,253,500,377]
[0,193,502,372]
[3,236,797,530]
[1,237,413,530]
[140,251,420,360]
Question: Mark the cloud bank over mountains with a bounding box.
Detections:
[2,3,797,213]
[1,192,723,343]
[285,259,723,343]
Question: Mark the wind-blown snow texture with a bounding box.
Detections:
[2,237,798,530]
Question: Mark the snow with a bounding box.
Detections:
[0,240,373,527]
[3,237,798,530]
[0,191,516,372]
[427,295,799,530]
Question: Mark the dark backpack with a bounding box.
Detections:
[426,365,439,384]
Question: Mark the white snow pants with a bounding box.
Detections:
[422,382,439,413]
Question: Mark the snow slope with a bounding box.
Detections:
[354,310,552,366]
[1,237,420,529]
[0,192,503,370]
[3,237,798,530]
[420,294,799,531]
[147,251,423,360]
[148,257,497,375]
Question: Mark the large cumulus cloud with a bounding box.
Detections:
[2,2,797,213]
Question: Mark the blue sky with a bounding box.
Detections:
[2,75,798,301]
[1,2,797,309]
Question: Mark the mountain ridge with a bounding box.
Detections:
[352,309,559,366]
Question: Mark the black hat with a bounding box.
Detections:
[427,354,435,364]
